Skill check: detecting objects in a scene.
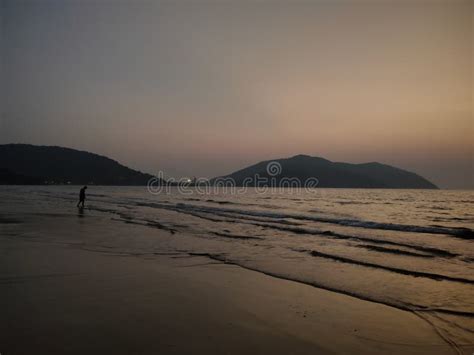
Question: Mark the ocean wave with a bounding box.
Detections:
[88,200,466,263]
[355,245,435,258]
[172,202,474,239]
[298,249,474,285]
[123,201,464,260]
[82,195,469,242]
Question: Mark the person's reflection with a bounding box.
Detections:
[78,206,84,218]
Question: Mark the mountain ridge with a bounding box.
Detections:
[0,144,158,185]
[211,154,438,189]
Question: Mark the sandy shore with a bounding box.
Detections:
[0,209,453,354]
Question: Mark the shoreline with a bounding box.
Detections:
[0,209,455,354]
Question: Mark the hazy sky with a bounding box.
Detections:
[1,0,472,188]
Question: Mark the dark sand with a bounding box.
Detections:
[0,210,453,354]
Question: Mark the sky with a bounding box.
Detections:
[1,0,472,188]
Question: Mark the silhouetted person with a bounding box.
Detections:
[77,186,87,207]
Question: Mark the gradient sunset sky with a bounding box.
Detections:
[1,0,472,188]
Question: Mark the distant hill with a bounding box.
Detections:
[211,154,437,189]
[0,144,158,185]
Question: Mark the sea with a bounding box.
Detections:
[2,186,473,352]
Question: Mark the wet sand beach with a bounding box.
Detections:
[0,205,455,354]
